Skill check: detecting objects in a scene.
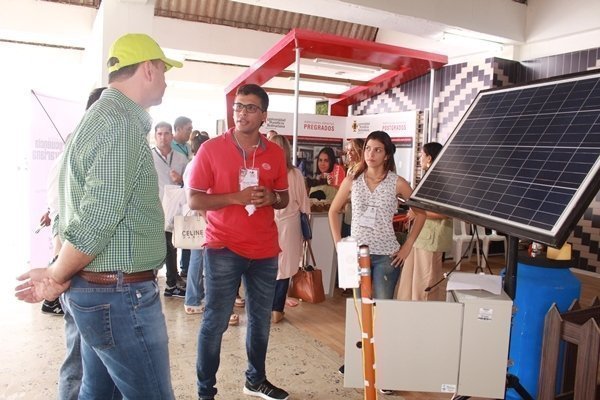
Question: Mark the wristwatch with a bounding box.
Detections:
[273,191,281,205]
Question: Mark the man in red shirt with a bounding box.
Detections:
[187,84,290,400]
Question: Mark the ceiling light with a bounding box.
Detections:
[287,76,352,88]
[313,58,381,73]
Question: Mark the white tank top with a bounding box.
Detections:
[351,171,401,255]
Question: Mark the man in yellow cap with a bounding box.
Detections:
[16,33,182,399]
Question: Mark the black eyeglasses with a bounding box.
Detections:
[233,103,264,114]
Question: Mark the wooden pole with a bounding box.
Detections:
[358,244,376,400]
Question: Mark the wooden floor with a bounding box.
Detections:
[284,255,600,399]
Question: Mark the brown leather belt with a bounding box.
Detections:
[78,270,156,285]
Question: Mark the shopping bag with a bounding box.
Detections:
[288,240,325,303]
[162,185,186,232]
[172,213,205,249]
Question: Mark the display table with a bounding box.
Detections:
[309,212,337,297]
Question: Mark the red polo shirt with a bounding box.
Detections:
[187,128,288,259]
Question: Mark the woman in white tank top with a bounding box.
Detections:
[328,131,426,299]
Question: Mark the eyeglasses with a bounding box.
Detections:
[233,103,264,114]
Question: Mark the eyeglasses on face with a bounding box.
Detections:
[233,103,264,114]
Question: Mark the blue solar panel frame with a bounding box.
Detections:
[407,70,600,247]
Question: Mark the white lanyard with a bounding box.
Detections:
[233,133,258,170]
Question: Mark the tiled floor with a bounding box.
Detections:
[0,273,367,400]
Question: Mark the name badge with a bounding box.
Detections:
[359,205,377,228]
[239,168,259,190]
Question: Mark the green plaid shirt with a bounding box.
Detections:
[58,88,166,273]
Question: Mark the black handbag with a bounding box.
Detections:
[300,212,312,240]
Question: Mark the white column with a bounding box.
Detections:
[84,0,156,88]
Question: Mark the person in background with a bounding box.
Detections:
[172,117,193,278]
[38,211,64,315]
[318,147,346,187]
[268,134,310,323]
[192,130,210,141]
[266,130,278,140]
[397,142,452,301]
[308,147,344,202]
[341,138,364,239]
[152,121,189,298]
[344,139,365,175]
[173,120,193,277]
[328,130,426,299]
[15,33,181,399]
[187,83,290,400]
[190,131,210,151]
[183,133,210,314]
[172,115,193,160]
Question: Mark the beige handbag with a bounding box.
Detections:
[172,213,205,249]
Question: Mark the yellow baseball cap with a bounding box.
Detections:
[107,33,183,73]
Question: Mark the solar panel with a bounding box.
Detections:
[407,71,600,247]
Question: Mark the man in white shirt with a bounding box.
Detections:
[152,121,189,297]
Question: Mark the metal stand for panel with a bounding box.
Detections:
[455,236,533,400]
[358,245,376,400]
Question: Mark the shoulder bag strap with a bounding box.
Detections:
[305,239,317,266]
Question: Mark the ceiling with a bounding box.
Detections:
[41,0,440,100]
[35,0,524,106]
[43,0,379,41]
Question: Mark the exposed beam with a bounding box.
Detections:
[276,70,369,87]
[263,87,343,99]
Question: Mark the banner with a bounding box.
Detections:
[265,110,418,141]
[264,110,419,183]
[265,111,346,139]
[29,91,83,266]
[345,111,418,139]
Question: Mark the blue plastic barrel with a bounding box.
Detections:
[505,256,581,399]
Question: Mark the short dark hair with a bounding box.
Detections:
[174,116,192,130]
[236,84,269,111]
[86,87,107,110]
[107,59,162,83]
[155,121,172,133]
[422,142,443,162]
[107,61,140,83]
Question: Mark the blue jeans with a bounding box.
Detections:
[197,248,278,398]
[272,278,290,312]
[58,296,85,400]
[185,249,205,306]
[64,273,174,400]
[180,249,190,275]
[371,254,401,299]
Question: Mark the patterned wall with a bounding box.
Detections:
[353,47,600,273]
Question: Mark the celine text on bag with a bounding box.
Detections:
[172,213,205,249]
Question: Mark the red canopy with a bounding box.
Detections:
[225,28,447,127]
